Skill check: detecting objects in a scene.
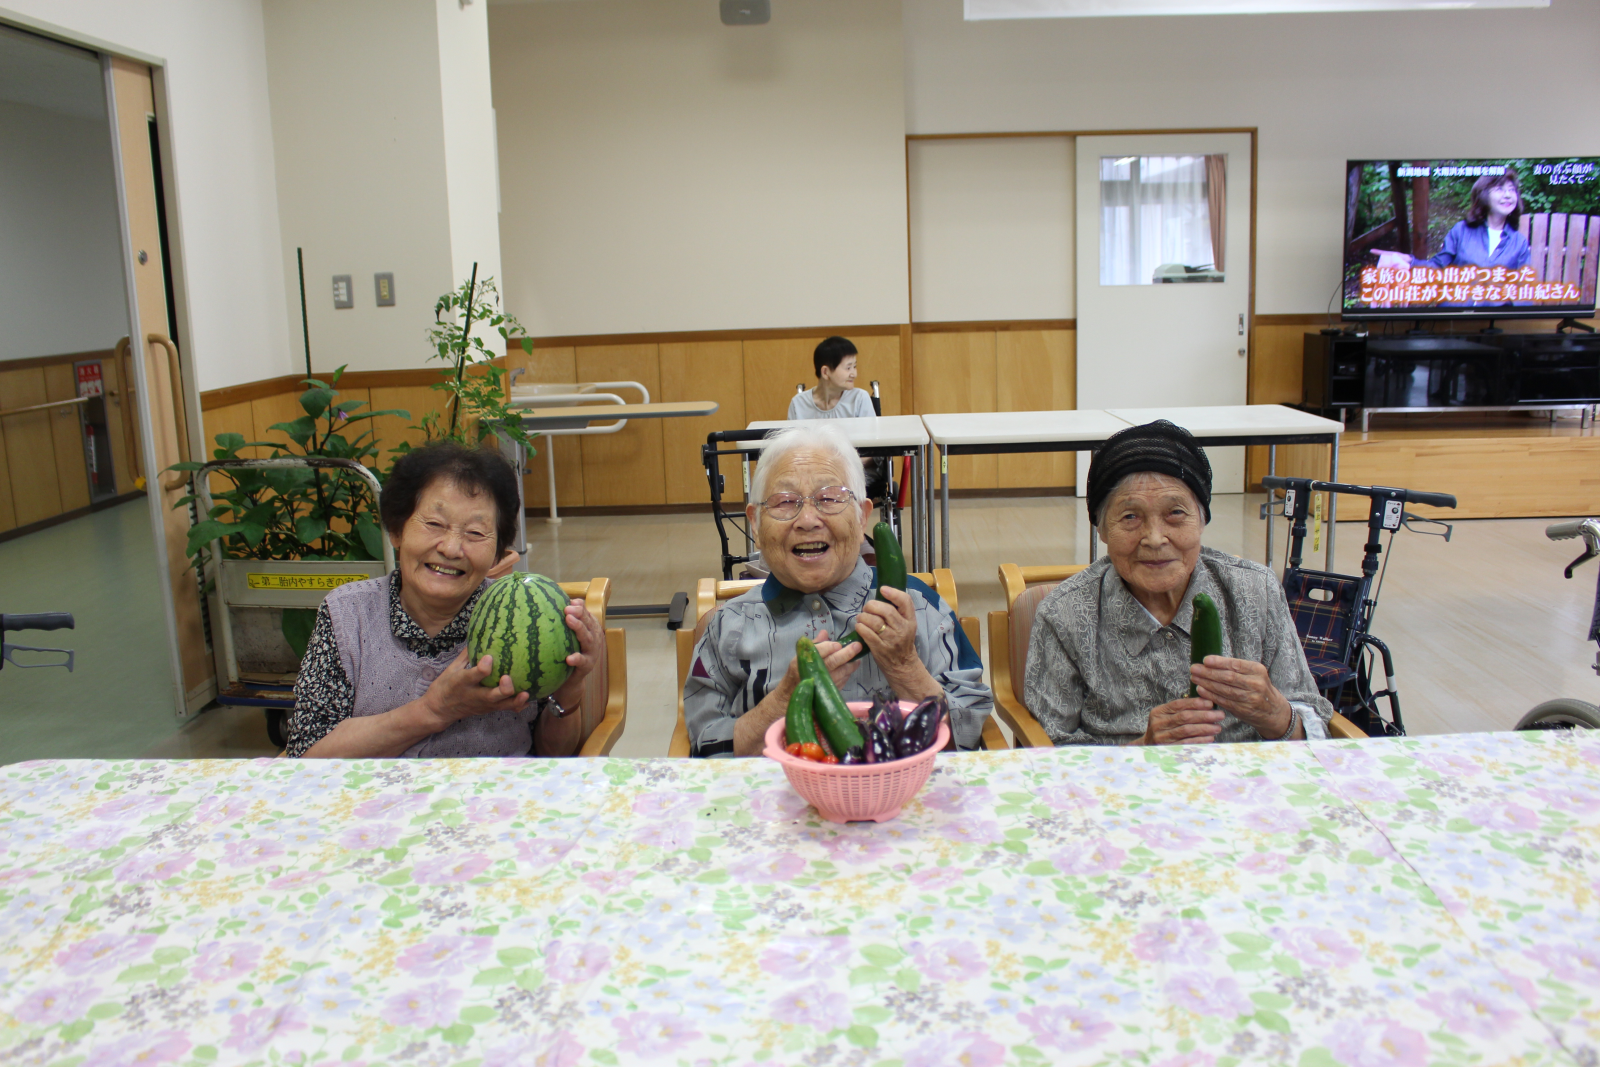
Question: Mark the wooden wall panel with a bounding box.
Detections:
[1338,435,1600,520]
[575,345,665,506]
[854,335,903,417]
[661,341,744,505]
[996,329,1075,489]
[104,353,141,494]
[914,332,997,489]
[367,386,447,463]
[0,403,13,532]
[42,364,90,514]
[507,346,585,510]
[0,367,63,526]
[200,400,255,498]
[742,338,818,424]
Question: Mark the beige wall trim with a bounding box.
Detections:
[913,319,1075,333]
[522,324,904,350]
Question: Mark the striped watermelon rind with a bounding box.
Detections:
[466,573,578,698]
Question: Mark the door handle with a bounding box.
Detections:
[146,333,193,493]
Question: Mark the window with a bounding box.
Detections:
[1099,154,1226,285]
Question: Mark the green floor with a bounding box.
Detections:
[0,498,275,764]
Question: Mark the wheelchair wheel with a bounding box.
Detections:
[266,708,289,749]
[1514,698,1600,731]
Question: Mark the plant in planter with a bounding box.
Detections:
[406,265,536,453]
[169,365,408,658]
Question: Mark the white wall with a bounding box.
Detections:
[908,135,1074,322]
[489,0,909,337]
[0,97,129,361]
[904,0,1600,315]
[0,0,292,391]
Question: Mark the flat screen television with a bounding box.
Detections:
[1341,157,1600,322]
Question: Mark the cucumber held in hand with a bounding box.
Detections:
[785,677,817,748]
[1188,592,1223,698]
[839,521,906,648]
[466,572,577,698]
[796,636,864,756]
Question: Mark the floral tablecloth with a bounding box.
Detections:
[0,731,1595,1067]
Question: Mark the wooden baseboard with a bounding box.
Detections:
[0,490,145,545]
[949,486,1075,499]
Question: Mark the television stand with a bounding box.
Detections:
[1558,317,1596,335]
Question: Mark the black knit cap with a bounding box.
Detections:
[1087,419,1213,525]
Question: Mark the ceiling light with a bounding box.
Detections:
[966,0,1545,17]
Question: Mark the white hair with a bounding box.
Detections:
[750,423,866,504]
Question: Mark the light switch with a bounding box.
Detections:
[374,273,395,307]
[332,275,353,309]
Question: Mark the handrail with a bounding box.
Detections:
[0,396,87,419]
[114,337,143,485]
[149,333,191,492]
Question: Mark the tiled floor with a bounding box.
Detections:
[3,492,1596,764]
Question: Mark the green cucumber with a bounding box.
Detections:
[796,637,864,755]
[1188,592,1223,698]
[785,678,817,747]
[840,521,906,647]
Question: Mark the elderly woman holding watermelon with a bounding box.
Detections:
[683,424,992,757]
[286,442,603,759]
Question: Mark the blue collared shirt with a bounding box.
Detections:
[683,558,991,756]
[1417,220,1531,270]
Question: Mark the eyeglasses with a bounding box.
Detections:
[412,515,493,546]
[758,486,858,521]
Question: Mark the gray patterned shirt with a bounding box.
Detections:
[1023,547,1333,746]
[683,559,992,756]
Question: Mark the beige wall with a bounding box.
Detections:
[904,0,1600,316]
[908,135,1075,322]
[264,0,503,376]
[488,0,909,337]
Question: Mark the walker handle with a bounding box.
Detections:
[2,613,74,633]
[1546,520,1587,541]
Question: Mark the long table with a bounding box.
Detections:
[1,732,1594,1064]
[921,404,1345,570]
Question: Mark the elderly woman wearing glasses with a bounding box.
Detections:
[683,424,991,757]
[1024,420,1332,747]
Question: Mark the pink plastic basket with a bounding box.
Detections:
[763,700,949,823]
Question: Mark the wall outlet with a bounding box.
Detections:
[332,275,353,309]
[374,273,395,307]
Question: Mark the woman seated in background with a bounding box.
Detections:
[683,424,991,757]
[1024,420,1332,746]
[287,441,602,758]
[788,336,875,421]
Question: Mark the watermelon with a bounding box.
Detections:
[466,573,578,698]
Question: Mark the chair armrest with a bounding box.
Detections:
[577,628,627,756]
[670,627,695,757]
[980,716,1008,751]
[988,610,1054,748]
[1326,712,1367,740]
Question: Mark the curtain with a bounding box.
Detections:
[1206,154,1227,273]
[1099,155,1216,284]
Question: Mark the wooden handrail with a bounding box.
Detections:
[148,333,192,492]
[0,396,87,419]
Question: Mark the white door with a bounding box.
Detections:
[1076,133,1252,493]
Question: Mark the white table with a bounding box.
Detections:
[736,416,932,570]
[920,405,1343,570]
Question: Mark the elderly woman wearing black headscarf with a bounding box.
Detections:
[1024,421,1332,746]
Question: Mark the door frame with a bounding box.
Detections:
[902,127,1259,406]
[3,8,208,717]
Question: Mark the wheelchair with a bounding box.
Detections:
[1514,517,1600,731]
[1261,475,1457,737]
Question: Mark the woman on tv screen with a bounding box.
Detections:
[1384,170,1531,272]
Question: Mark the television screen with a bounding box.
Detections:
[1341,158,1600,321]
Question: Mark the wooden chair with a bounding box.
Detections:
[1519,212,1600,308]
[557,578,627,756]
[988,563,1366,745]
[670,569,1002,755]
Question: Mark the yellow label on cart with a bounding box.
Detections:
[246,573,369,592]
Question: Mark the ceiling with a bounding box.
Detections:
[0,24,106,123]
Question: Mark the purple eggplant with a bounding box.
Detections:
[868,722,897,764]
[872,704,902,746]
[898,696,948,756]
[841,745,867,765]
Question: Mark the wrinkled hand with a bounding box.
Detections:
[549,600,605,711]
[1143,697,1223,745]
[1191,656,1292,737]
[423,646,532,729]
[854,586,919,672]
[780,629,863,696]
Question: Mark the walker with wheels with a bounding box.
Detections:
[1515,517,1600,731]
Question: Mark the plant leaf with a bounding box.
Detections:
[356,512,385,560]
[295,516,329,545]
[281,608,317,660]
[185,520,233,557]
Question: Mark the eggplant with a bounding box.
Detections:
[841,746,867,765]
[868,723,897,764]
[899,696,947,756]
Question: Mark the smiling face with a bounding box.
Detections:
[819,354,858,392]
[392,477,505,618]
[1484,180,1520,223]
[1099,472,1204,611]
[748,448,871,594]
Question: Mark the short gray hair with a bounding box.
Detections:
[750,423,866,505]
